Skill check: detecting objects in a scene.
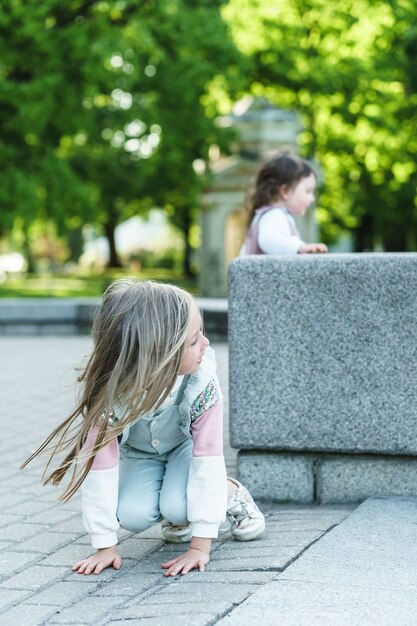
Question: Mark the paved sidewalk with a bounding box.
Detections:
[217,496,417,626]
[0,337,353,625]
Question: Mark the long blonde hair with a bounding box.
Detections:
[21,278,195,501]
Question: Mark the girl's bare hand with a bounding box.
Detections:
[161,548,210,577]
[298,243,328,254]
[72,546,122,575]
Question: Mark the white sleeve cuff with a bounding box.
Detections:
[191,522,220,539]
[81,466,120,548]
[91,532,119,550]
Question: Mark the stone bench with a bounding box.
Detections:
[228,253,417,503]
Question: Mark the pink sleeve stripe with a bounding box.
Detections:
[191,401,224,457]
[84,426,119,471]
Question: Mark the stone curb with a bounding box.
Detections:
[0,297,228,339]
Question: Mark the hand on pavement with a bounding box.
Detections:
[161,548,210,577]
[72,546,122,575]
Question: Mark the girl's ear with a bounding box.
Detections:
[278,183,290,200]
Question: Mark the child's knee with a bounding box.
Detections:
[117,502,160,533]
[160,498,188,527]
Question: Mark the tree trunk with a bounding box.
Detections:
[104,219,122,268]
[22,227,36,273]
[67,226,84,263]
[180,208,195,278]
[354,213,374,252]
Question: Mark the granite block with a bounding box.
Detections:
[229,253,417,455]
[237,452,314,502]
[317,456,417,503]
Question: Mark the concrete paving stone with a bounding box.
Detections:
[136,593,219,605]
[25,510,79,527]
[214,536,308,555]
[218,497,417,625]
[126,550,185,574]
[94,573,161,597]
[148,586,253,605]
[0,494,33,511]
[178,570,277,584]
[265,513,351,525]
[24,580,98,606]
[72,535,93,546]
[0,513,33,529]
[0,467,22,479]
[217,580,417,626]
[0,523,45,542]
[292,497,417,586]
[43,595,130,624]
[155,580,262,596]
[43,520,85,536]
[36,492,76,506]
[212,543,289,559]
[264,524,338,535]
[107,615,217,626]
[4,499,54,517]
[207,553,300,571]
[0,602,59,625]
[0,550,43,577]
[114,601,233,619]
[116,538,162,559]
[263,503,354,516]
[265,512,324,524]
[14,532,81,554]
[0,588,31,610]
[259,530,325,544]
[0,565,69,590]
[3,471,41,488]
[39,543,96,567]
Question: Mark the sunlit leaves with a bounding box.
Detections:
[225,0,417,250]
[0,0,243,271]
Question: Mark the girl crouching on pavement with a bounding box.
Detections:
[22,278,265,576]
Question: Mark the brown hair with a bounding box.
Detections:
[21,278,195,501]
[248,152,316,225]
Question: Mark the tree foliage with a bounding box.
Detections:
[223,0,417,251]
[0,0,242,271]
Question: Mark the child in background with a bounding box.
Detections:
[241,152,328,255]
[22,279,265,577]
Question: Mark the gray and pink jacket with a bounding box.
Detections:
[242,204,303,255]
[81,347,227,549]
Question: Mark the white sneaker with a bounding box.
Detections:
[161,520,192,543]
[226,477,266,541]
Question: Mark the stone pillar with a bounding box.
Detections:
[199,97,302,297]
[229,253,417,503]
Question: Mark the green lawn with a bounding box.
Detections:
[0,270,198,298]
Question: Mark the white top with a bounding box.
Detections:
[241,207,304,256]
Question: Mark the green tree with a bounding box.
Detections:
[0,0,242,272]
[223,0,417,251]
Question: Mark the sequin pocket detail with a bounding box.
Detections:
[190,378,220,422]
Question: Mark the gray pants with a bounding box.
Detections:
[117,439,193,532]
